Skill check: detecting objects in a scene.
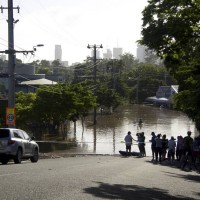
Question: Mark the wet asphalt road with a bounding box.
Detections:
[0,155,199,200]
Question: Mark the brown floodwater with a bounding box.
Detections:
[39,105,199,156]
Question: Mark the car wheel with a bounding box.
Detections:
[14,148,22,164]
[30,148,39,163]
[1,158,9,165]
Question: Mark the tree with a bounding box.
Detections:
[36,68,51,75]
[128,63,175,103]
[29,60,40,66]
[39,60,51,68]
[120,53,139,72]
[139,0,200,130]
[51,60,63,67]
[144,49,162,65]
[15,83,96,138]
[15,92,36,129]
[96,83,122,112]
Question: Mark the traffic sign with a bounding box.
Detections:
[6,107,16,126]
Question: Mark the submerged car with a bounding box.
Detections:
[0,128,39,164]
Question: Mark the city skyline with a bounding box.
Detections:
[0,0,148,65]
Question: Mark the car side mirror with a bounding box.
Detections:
[31,136,35,140]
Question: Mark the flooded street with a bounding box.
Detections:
[42,105,199,156]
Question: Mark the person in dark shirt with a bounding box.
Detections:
[155,134,162,163]
[181,131,194,170]
[149,132,156,161]
[137,132,146,157]
[176,136,184,161]
[162,134,168,161]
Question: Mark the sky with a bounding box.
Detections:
[0,0,148,65]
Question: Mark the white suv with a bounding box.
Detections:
[0,128,39,164]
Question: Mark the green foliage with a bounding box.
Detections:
[128,63,176,103]
[51,60,63,68]
[96,84,122,109]
[39,60,51,68]
[72,54,176,107]
[140,0,200,130]
[15,84,96,132]
[36,68,51,75]
[120,53,140,71]
[15,92,36,128]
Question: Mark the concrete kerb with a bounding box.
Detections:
[38,153,200,174]
[39,153,124,159]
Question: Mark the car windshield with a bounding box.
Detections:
[0,129,10,138]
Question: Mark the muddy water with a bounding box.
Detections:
[41,105,199,156]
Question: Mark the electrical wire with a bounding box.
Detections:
[17,1,83,48]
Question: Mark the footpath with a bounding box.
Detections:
[39,152,200,200]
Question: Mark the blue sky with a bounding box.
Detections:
[0,0,148,65]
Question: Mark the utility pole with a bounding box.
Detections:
[0,0,43,127]
[136,69,141,104]
[87,44,103,125]
[136,75,139,104]
[112,59,117,90]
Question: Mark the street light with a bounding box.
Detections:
[33,44,44,51]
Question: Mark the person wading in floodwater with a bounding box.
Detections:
[138,119,143,129]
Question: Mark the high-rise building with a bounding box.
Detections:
[113,47,123,59]
[55,45,62,61]
[91,49,101,59]
[103,49,112,59]
[136,45,146,63]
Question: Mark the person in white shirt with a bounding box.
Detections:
[124,131,134,155]
[168,136,176,164]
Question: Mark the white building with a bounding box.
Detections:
[55,45,62,61]
[61,61,69,67]
[91,49,101,59]
[136,45,146,63]
[113,47,123,59]
[103,49,112,59]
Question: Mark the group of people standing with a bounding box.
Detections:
[124,130,200,171]
[150,132,176,163]
[124,131,146,157]
[150,131,200,170]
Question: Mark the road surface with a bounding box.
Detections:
[0,155,199,200]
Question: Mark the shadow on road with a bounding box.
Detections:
[145,159,200,174]
[84,182,196,200]
[162,171,200,183]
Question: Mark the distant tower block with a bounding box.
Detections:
[55,45,62,61]
[113,47,123,59]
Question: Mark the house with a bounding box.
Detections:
[145,85,179,108]
[16,78,57,93]
[156,85,178,98]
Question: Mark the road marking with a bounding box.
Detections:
[0,172,26,177]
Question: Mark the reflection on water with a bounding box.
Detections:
[40,105,199,156]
